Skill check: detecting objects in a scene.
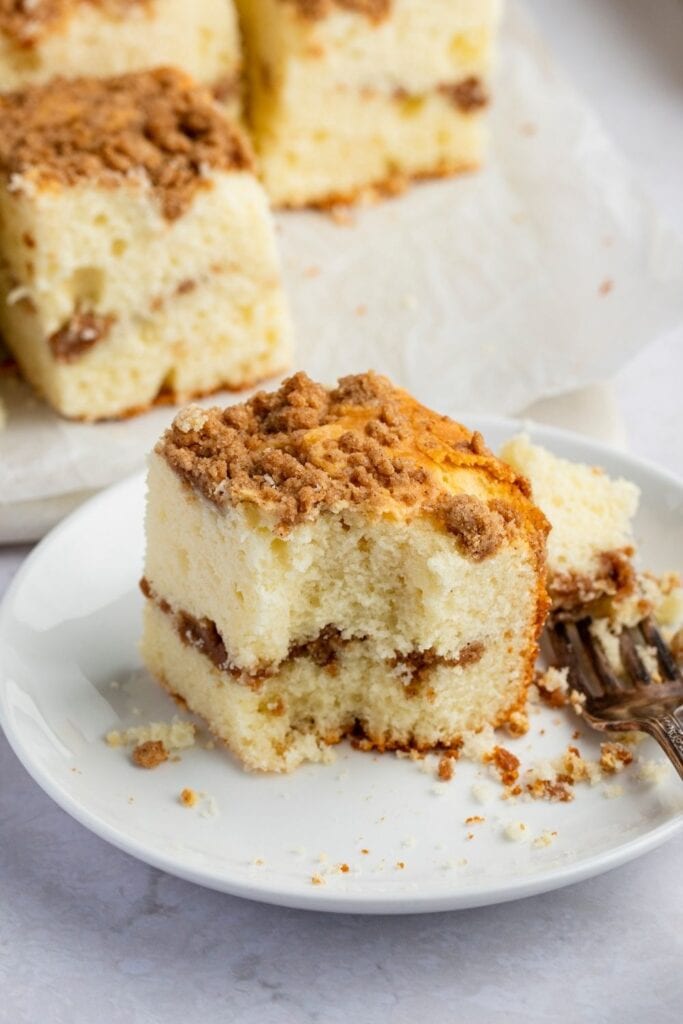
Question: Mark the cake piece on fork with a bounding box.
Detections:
[0,68,292,420]
[236,0,502,207]
[500,435,640,615]
[140,371,549,772]
[0,1,243,116]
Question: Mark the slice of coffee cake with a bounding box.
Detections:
[500,435,640,615]
[0,1,243,116]
[0,68,292,420]
[236,0,501,207]
[140,372,549,772]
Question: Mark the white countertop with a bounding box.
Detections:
[1,2,682,1021]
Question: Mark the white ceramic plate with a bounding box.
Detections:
[1,416,682,914]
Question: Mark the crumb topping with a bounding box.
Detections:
[160,371,548,554]
[282,0,391,24]
[48,309,115,362]
[132,739,168,768]
[0,68,252,219]
[439,77,489,113]
[0,1,149,47]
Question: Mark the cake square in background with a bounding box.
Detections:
[0,0,243,118]
[0,68,292,421]
[237,0,502,207]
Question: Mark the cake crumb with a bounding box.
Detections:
[105,716,195,752]
[506,710,529,737]
[360,848,370,855]
[437,755,455,781]
[637,759,670,784]
[339,863,350,873]
[311,874,325,886]
[199,794,220,818]
[471,782,493,804]
[179,787,197,807]
[535,666,569,708]
[132,739,168,769]
[485,746,520,786]
[503,821,528,842]
[598,278,614,296]
[465,816,485,825]
[599,742,633,774]
[395,861,405,870]
[533,830,557,849]
[329,205,354,226]
[603,783,624,799]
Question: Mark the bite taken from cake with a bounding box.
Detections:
[0,68,292,421]
[140,371,550,772]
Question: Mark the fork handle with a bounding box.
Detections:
[641,713,683,781]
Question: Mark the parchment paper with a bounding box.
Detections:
[2,1,683,536]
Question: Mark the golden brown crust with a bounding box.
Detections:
[0,68,252,220]
[0,1,149,48]
[275,158,480,212]
[159,372,549,561]
[281,0,391,24]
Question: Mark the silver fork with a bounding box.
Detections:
[546,615,683,780]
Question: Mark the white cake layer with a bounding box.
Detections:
[144,454,541,672]
[2,269,290,419]
[0,171,281,333]
[141,599,527,773]
[500,434,640,582]
[238,0,501,95]
[252,87,484,206]
[0,170,292,418]
[0,0,241,93]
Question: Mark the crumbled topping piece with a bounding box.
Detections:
[599,742,633,774]
[485,746,520,786]
[132,739,168,768]
[0,68,251,220]
[179,787,197,807]
[159,371,547,549]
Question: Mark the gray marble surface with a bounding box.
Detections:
[2,1,683,1021]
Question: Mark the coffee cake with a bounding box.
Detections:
[236,0,501,207]
[140,371,549,772]
[500,434,640,615]
[0,68,292,420]
[0,0,243,117]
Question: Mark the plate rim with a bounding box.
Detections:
[2,413,682,914]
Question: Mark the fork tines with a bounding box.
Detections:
[547,615,682,699]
